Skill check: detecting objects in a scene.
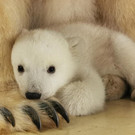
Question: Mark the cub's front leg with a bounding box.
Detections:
[56,68,105,116]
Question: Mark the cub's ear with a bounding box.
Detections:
[66,37,84,48]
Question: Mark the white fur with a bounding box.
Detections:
[12,23,135,116]
[31,0,96,28]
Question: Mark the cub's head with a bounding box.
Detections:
[11,29,76,100]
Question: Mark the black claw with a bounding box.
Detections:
[49,100,70,123]
[0,107,15,127]
[23,105,41,130]
[39,102,59,127]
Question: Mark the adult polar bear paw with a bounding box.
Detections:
[0,91,69,135]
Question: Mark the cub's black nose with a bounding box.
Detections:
[25,92,41,100]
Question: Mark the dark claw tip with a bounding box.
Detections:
[0,107,15,127]
[39,102,59,127]
[49,100,70,123]
[23,105,41,130]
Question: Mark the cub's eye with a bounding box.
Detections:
[47,66,55,74]
[18,65,24,73]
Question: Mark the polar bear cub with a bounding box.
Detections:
[12,23,135,116]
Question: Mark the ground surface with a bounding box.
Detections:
[12,99,135,135]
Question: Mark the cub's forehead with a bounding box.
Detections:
[12,29,70,65]
[14,29,68,53]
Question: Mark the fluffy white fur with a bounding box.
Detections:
[11,23,135,116]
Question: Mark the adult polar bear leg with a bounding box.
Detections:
[56,67,105,116]
[111,32,135,100]
[0,90,69,134]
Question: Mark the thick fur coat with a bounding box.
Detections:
[0,0,135,134]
